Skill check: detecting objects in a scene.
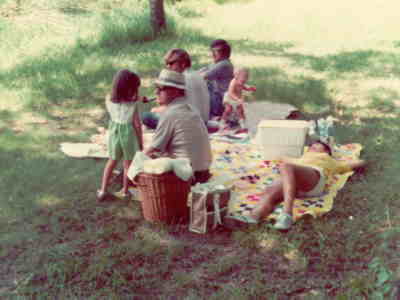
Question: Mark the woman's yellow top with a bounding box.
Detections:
[288,152,352,178]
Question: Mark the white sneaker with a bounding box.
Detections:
[274,212,293,230]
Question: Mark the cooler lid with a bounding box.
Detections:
[258,120,309,128]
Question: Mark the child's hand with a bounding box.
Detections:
[248,86,257,92]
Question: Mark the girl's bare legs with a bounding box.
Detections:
[279,163,320,215]
[122,160,132,195]
[100,159,118,193]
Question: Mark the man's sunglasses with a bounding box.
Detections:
[155,86,169,93]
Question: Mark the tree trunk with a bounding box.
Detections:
[149,0,166,35]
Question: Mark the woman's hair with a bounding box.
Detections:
[164,48,191,69]
[110,69,141,103]
[315,140,332,156]
[210,39,231,58]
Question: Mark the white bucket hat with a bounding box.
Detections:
[155,69,185,90]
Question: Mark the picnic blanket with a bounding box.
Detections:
[209,140,362,222]
[60,129,362,222]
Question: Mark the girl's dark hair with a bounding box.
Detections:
[110,69,141,103]
[315,140,332,156]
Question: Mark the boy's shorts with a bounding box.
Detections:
[297,167,326,198]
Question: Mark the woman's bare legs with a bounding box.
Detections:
[279,162,320,216]
[122,160,132,195]
[249,163,320,221]
[250,180,284,221]
[100,159,118,193]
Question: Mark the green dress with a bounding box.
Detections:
[106,99,140,160]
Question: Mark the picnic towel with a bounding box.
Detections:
[209,140,362,222]
[60,132,154,159]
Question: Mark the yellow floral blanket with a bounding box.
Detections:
[209,140,362,222]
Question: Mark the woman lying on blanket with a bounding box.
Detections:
[229,141,366,230]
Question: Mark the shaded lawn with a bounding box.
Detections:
[1,0,400,298]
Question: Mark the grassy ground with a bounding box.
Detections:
[1,0,400,298]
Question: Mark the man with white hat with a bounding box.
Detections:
[145,69,212,184]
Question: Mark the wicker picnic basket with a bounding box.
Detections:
[136,171,191,223]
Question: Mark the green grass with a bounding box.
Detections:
[1,0,400,298]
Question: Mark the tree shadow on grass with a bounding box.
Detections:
[284,49,400,78]
[366,87,400,113]
[0,109,17,126]
[249,65,334,116]
[4,17,400,121]
[1,27,214,115]
[232,37,400,78]
[2,112,399,298]
[0,129,103,224]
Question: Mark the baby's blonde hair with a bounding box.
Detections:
[234,67,249,78]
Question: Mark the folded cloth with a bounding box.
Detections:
[128,152,193,182]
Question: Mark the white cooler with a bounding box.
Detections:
[255,120,309,160]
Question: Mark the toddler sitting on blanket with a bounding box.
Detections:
[228,141,366,230]
[220,68,256,134]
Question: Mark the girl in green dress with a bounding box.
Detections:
[97,69,143,200]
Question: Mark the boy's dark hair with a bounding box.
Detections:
[315,140,332,156]
[210,39,231,58]
[110,69,141,103]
